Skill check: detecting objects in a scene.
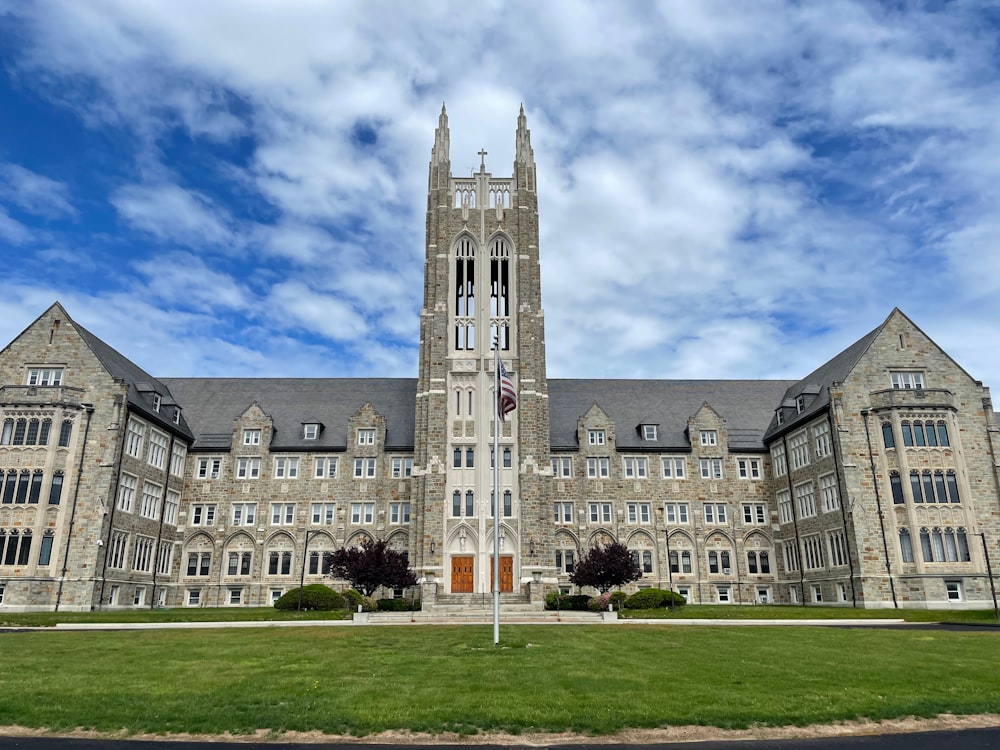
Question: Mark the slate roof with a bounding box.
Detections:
[762,317,886,442]
[548,379,796,451]
[159,378,419,451]
[70,312,195,441]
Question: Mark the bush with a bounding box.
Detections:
[623,588,686,610]
[609,590,629,609]
[544,593,591,611]
[377,598,421,611]
[588,592,611,612]
[343,588,365,610]
[273,584,344,611]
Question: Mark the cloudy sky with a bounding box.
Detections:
[2,1,999,389]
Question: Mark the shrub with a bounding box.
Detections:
[273,584,344,611]
[623,588,686,610]
[588,592,611,612]
[544,593,591,611]
[343,588,365,610]
[377,598,421,611]
[609,590,629,609]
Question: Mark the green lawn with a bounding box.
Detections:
[2,603,996,628]
[1,625,998,737]
[0,606,351,628]
[618,604,1000,622]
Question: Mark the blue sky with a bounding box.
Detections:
[1,1,999,390]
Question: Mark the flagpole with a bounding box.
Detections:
[492,339,501,646]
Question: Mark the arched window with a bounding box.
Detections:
[956,528,970,561]
[452,490,461,517]
[59,420,73,447]
[936,421,950,446]
[489,238,511,350]
[890,472,904,504]
[909,471,922,503]
[899,529,914,563]
[919,527,933,562]
[901,421,913,446]
[454,238,476,350]
[881,422,895,448]
[921,471,935,504]
[945,471,960,503]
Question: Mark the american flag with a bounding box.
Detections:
[497,358,517,423]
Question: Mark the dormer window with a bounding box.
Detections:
[172,407,181,424]
[642,424,657,441]
[303,423,319,440]
[358,429,375,445]
[795,395,806,413]
[776,410,785,425]
[699,430,717,447]
[151,393,161,412]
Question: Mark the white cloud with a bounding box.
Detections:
[1,0,999,391]
[0,164,77,219]
[111,183,236,248]
[0,209,32,244]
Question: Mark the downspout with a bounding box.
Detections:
[827,409,858,607]
[860,408,898,608]
[54,403,94,612]
[97,407,131,610]
[781,434,806,606]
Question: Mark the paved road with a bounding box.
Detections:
[3,729,1000,749]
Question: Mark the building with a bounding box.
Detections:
[1,106,999,611]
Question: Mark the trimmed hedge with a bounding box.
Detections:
[544,593,592,611]
[623,588,686,609]
[273,584,345,611]
[343,589,377,612]
[377,598,421,612]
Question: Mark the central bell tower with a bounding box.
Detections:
[412,105,551,594]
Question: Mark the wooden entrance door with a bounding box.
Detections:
[490,555,515,593]
[451,556,474,593]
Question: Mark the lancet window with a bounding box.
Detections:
[489,238,511,350]
[454,238,476,350]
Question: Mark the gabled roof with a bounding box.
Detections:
[159,378,418,451]
[548,379,796,452]
[762,315,887,442]
[59,306,194,441]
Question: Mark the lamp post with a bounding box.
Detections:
[978,533,999,623]
[298,529,323,612]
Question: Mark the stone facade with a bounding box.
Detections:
[1,109,998,611]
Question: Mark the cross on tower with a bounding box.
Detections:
[478,148,488,170]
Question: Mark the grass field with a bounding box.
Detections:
[2,603,996,628]
[1,624,998,737]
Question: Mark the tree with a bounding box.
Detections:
[569,541,642,593]
[323,537,417,597]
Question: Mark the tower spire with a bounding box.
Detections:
[432,102,450,164]
[515,102,532,164]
